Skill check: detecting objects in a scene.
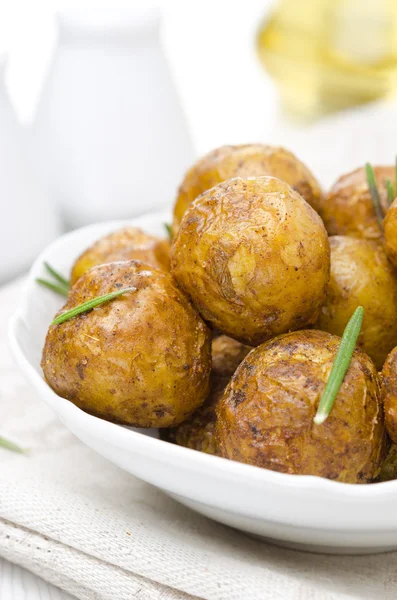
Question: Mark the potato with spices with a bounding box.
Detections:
[381,346,397,445]
[71,227,170,284]
[162,335,251,455]
[172,144,323,235]
[42,261,211,427]
[315,236,397,370]
[321,166,393,241]
[171,176,330,346]
[216,330,388,483]
[384,198,397,270]
[162,376,227,455]
[211,335,252,378]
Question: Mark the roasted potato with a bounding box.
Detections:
[378,444,397,482]
[172,144,323,235]
[171,176,330,346]
[163,335,251,454]
[216,330,388,483]
[162,375,227,455]
[321,166,393,241]
[384,198,397,270]
[211,335,252,378]
[71,227,170,284]
[42,261,211,427]
[315,236,397,370]
[381,346,397,445]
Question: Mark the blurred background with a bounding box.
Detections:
[2,0,397,282]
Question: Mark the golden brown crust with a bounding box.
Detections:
[315,236,397,370]
[162,335,252,454]
[378,444,397,482]
[384,198,397,270]
[42,261,211,427]
[172,144,323,235]
[216,330,388,483]
[321,166,393,241]
[381,346,397,445]
[161,375,227,455]
[71,227,170,284]
[211,335,252,378]
[171,176,330,346]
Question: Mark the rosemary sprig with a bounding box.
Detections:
[52,287,136,325]
[313,306,364,425]
[365,163,384,228]
[36,278,69,297]
[164,223,173,240]
[0,436,26,453]
[44,262,70,289]
[386,179,394,206]
[395,155,397,200]
[37,262,70,297]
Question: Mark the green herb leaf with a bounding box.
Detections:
[386,179,394,206]
[395,155,397,199]
[313,306,364,425]
[365,163,384,228]
[164,223,173,240]
[52,287,136,325]
[36,278,69,297]
[44,262,70,289]
[0,436,26,453]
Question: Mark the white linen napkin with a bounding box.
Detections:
[1,278,396,600]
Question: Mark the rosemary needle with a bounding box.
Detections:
[365,163,384,227]
[314,306,364,425]
[164,223,173,240]
[0,436,26,453]
[36,278,69,297]
[386,179,394,206]
[44,262,70,289]
[52,287,136,325]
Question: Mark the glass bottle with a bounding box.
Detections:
[257,0,397,121]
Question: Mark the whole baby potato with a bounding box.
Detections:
[211,335,252,378]
[384,198,397,270]
[171,176,330,346]
[42,261,211,427]
[172,144,323,235]
[315,236,397,370]
[163,335,252,454]
[162,376,227,455]
[321,166,393,241]
[381,346,397,445]
[71,227,170,284]
[216,330,388,483]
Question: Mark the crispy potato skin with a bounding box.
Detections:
[211,335,252,378]
[162,375,227,455]
[171,176,330,346]
[172,144,323,235]
[384,198,397,269]
[381,346,397,445]
[216,330,388,483]
[42,261,211,427]
[71,227,170,284]
[321,166,393,241]
[315,236,397,370]
[163,335,252,454]
[378,444,397,482]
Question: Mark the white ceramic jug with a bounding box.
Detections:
[33,7,195,230]
[0,57,59,283]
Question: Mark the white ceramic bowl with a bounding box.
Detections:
[9,210,397,555]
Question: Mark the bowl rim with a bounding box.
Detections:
[8,212,397,501]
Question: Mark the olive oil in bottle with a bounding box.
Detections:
[257,0,397,121]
